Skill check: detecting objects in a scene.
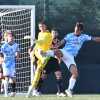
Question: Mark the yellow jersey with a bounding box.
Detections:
[35,31,52,52]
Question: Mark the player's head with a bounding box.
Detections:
[38,21,47,32]
[4,30,13,41]
[5,30,14,42]
[51,28,59,39]
[0,52,4,64]
[74,22,84,35]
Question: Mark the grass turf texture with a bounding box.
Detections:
[0,95,100,100]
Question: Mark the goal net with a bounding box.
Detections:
[0,5,35,92]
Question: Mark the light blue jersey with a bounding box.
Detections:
[63,33,92,56]
[1,42,19,69]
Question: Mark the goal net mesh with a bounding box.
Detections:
[0,6,35,92]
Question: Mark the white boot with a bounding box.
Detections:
[65,89,72,97]
[32,89,40,96]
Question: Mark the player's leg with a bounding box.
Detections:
[6,63,16,96]
[0,66,3,79]
[32,78,43,96]
[26,61,43,97]
[32,72,46,96]
[40,49,63,64]
[34,48,49,64]
[61,50,78,97]
[31,57,50,88]
[3,77,9,97]
[32,57,44,96]
[40,50,55,57]
[0,66,4,93]
[65,64,78,97]
[0,79,5,93]
[26,49,50,97]
[36,70,47,95]
[52,58,65,97]
[55,71,65,94]
[2,66,9,97]
[44,57,65,96]
[9,65,16,97]
[9,78,16,97]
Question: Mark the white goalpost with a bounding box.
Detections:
[0,5,35,92]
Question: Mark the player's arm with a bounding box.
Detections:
[15,51,20,59]
[16,44,20,59]
[28,43,35,54]
[54,39,66,48]
[92,37,100,42]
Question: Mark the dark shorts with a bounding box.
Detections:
[0,64,3,73]
[44,57,61,74]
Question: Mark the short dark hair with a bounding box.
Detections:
[0,52,4,58]
[75,22,84,31]
[38,20,47,26]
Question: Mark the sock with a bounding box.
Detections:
[32,67,42,88]
[26,85,33,96]
[4,80,8,96]
[10,83,16,92]
[1,79,4,92]
[37,78,43,92]
[56,79,64,93]
[68,77,76,90]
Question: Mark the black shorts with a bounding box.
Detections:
[0,64,3,73]
[44,57,61,74]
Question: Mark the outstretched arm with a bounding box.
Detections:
[56,39,66,48]
[92,37,100,42]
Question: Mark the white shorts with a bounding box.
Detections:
[2,63,16,77]
[60,49,76,69]
[45,49,76,70]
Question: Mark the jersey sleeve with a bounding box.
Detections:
[83,34,92,41]
[0,44,5,53]
[64,34,70,42]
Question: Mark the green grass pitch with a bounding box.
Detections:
[0,94,100,100]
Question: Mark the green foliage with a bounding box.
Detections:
[1,0,100,35]
[0,0,19,5]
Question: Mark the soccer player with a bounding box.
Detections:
[26,21,65,97]
[41,22,100,97]
[0,30,5,93]
[0,53,4,78]
[0,53,4,93]
[43,28,65,96]
[28,43,43,96]
[1,30,20,97]
[51,28,62,63]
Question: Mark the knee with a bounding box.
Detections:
[4,77,9,81]
[55,71,62,80]
[37,67,43,72]
[70,65,78,78]
[73,70,78,78]
[41,70,47,80]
